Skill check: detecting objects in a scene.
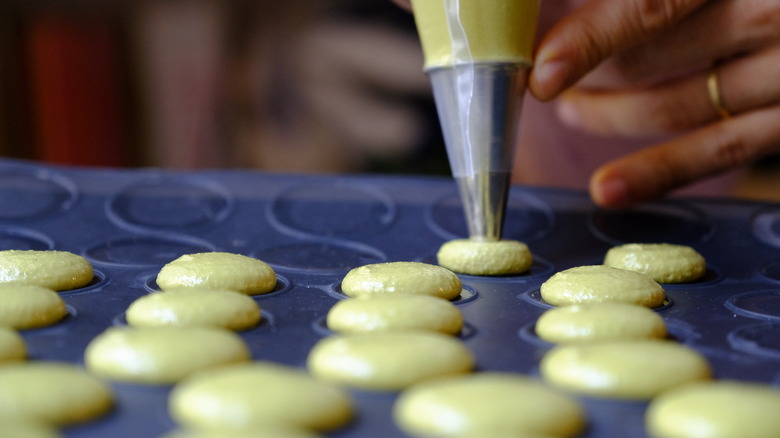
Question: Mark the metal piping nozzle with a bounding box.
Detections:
[428,62,529,241]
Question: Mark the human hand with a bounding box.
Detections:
[391,0,411,10]
[530,0,780,208]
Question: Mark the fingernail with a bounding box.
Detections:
[533,56,570,99]
[593,177,630,208]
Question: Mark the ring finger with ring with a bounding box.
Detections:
[556,45,780,138]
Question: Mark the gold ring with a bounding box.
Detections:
[707,66,731,119]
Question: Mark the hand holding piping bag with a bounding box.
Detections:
[396,0,780,208]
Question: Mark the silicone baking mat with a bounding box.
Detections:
[2,158,779,438]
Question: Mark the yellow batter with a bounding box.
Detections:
[0,250,93,291]
[341,262,462,300]
[0,327,26,363]
[326,294,463,335]
[646,380,780,438]
[410,0,540,69]
[307,332,474,391]
[437,239,532,276]
[540,265,666,307]
[439,433,563,438]
[156,252,277,295]
[126,288,261,331]
[161,427,321,438]
[0,362,113,425]
[394,372,585,437]
[169,362,353,432]
[0,422,61,438]
[540,340,711,400]
[0,284,67,330]
[84,326,250,384]
[535,303,667,344]
[604,243,706,283]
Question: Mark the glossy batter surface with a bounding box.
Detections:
[540,340,711,399]
[0,362,113,425]
[0,422,61,438]
[161,426,321,438]
[156,252,276,295]
[541,265,665,307]
[646,381,780,438]
[0,284,67,329]
[0,327,26,363]
[126,288,261,331]
[535,302,667,344]
[437,239,533,276]
[169,362,353,432]
[85,326,250,384]
[394,373,585,437]
[341,262,461,300]
[327,294,463,335]
[0,250,93,291]
[605,243,706,283]
[307,332,474,391]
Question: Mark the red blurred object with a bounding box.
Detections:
[26,14,127,167]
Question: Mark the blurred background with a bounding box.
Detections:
[0,0,447,175]
[0,0,777,201]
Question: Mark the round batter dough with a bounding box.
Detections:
[0,362,113,425]
[394,373,585,438]
[437,239,533,276]
[646,380,780,438]
[0,422,61,438]
[341,262,461,300]
[540,340,711,399]
[307,332,474,391]
[156,252,276,295]
[161,427,321,438]
[326,295,463,335]
[438,433,562,438]
[126,288,261,331]
[84,326,250,384]
[604,243,706,283]
[0,285,67,330]
[535,303,667,344]
[0,250,93,291]
[540,265,665,307]
[0,327,26,363]
[169,362,352,432]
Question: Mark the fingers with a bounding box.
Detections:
[589,106,780,208]
[557,45,780,136]
[391,0,412,11]
[590,0,780,86]
[530,0,709,100]
[715,46,780,115]
[556,73,712,137]
[532,0,780,207]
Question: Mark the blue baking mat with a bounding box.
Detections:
[2,158,779,438]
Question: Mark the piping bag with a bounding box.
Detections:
[410,0,540,241]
